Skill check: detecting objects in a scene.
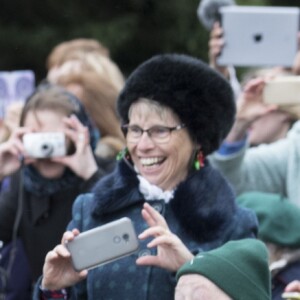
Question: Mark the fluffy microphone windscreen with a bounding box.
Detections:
[197,0,236,30]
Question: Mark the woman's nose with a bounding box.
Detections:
[136,131,155,149]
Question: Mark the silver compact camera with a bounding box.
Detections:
[23,132,66,158]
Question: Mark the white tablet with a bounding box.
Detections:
[217,6,300,67]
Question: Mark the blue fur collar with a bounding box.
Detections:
[91,159,237,241]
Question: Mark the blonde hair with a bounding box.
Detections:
[57,70,125,153]
[46,39,126,156]
[46,38,109,70]
[53,52,125,91]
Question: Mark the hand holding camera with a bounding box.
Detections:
[0,114,98,181]
[49,114,98,180]
[233,78,277,125]
[263,76,300,119]
[226,77,278,143]
[0,127,34,180]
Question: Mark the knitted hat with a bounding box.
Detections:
[237,192,300,248]
[117,54,235,156]
[177,239,271,300]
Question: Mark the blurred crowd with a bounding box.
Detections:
[1,2,300,299]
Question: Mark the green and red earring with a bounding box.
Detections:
[194,150,205,170]
[116,147,130,161]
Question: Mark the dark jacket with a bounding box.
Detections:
[0,158,114,282]
[272,261,300,300]
[34,159,257,300]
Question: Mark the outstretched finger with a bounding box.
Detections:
[63,115,87,134]
[47,244,71,259]
[8,142,23,157]
[139,225,170,240]
[64,126,89,153]
[63,115,89,142]
[136,254,160,267]
[142,202,169,229]
[146,234,177,249]
[243,77,265,93]
[11,127,32,152]
[61,229,80,244]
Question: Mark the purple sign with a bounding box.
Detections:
[0,70,35,119]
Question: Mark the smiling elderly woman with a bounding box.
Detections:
[34,54,258,300]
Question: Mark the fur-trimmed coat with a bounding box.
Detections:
[34,159,257,300]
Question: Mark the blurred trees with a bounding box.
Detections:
[0,0,297,82]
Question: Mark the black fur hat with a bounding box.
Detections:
[117,54,235,155]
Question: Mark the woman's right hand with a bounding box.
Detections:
[0,127,33,180]
[41,229,88,291]
[236,77,278,122]
[226,77,278,143]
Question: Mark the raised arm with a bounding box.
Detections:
[226,77,278,143]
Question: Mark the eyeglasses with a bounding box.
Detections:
[121,124,186,144]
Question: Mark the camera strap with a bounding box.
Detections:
[0,157,24,299]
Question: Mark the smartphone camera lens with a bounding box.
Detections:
[122,233,129,243]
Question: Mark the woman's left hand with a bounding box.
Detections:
[51,115,98,180]
[136,202,194,272]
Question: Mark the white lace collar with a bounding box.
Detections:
[137,175,174,203]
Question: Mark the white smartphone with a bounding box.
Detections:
[282,292,300,299]
[263,76,300,106]
[66,217,139,272]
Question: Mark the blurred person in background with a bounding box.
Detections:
[46,38,124,91]
[47,51,125,93]
[46,38,109,74]
[55,69,125,159]
[237,192,300,299]
[208,22,298,146]
[235,73,297,147]
[209,77,300,206]
[46,38,126,158]
[0,84,114,299]
[208,22,241,98]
